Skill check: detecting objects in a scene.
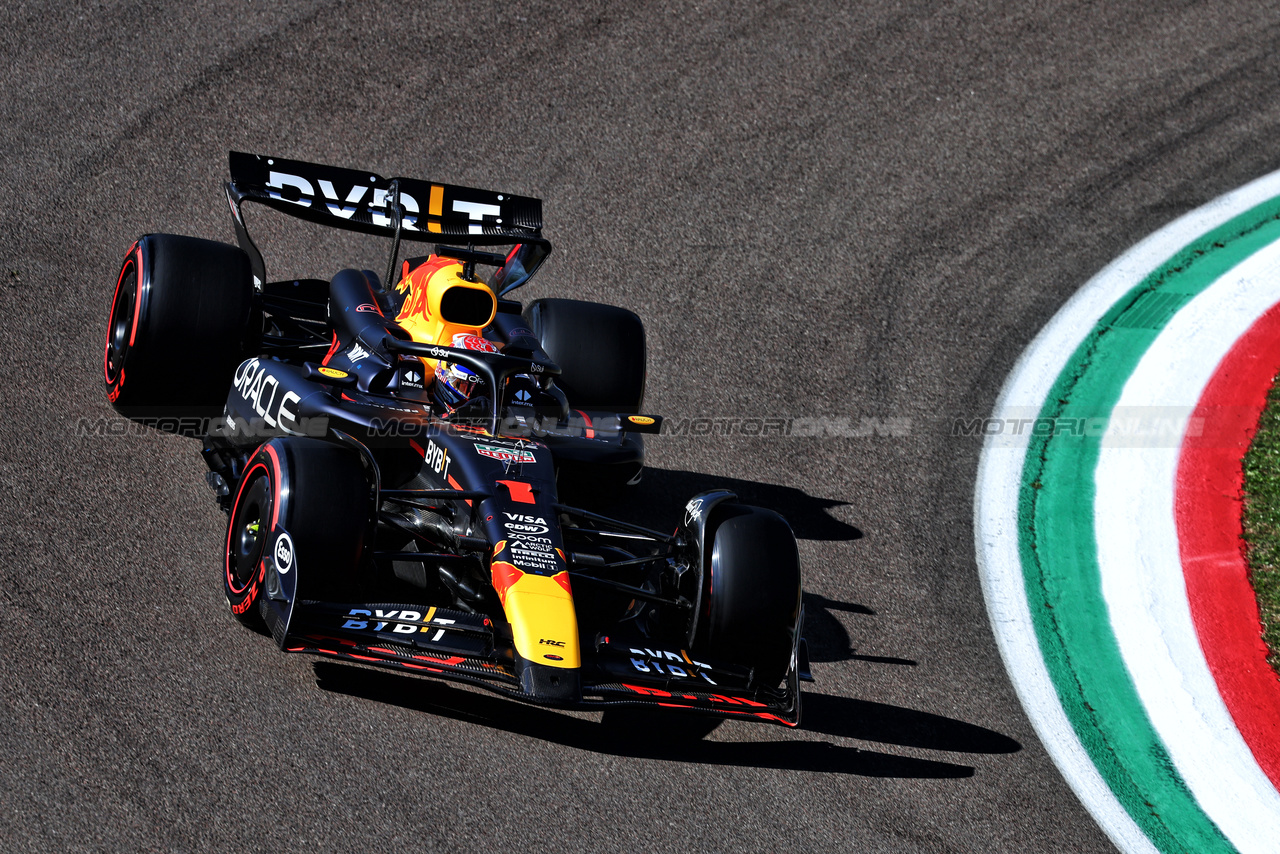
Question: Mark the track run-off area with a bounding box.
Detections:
[976,171,1280,853]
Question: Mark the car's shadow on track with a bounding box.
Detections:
[590,466,864,543]
[315,467,1019,778]
[598,468,879,666]
[313,662,1019,779]
[802,592,908,666]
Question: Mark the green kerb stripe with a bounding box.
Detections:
[1018,197,1280,854]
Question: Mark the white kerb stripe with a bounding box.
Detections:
[1095,240,1280,854]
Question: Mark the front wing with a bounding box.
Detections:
[281,600,804,727]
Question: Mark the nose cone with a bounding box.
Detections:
[492,560,581,669]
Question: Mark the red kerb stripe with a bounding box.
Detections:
[1177,299,1280,789]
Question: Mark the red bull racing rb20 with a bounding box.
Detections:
[103,152,811,729]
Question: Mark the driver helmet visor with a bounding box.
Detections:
[437,361,480,402]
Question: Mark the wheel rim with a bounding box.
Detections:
[228,474,272,591]
[105,258,136,383]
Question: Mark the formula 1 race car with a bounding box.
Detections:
[103,152,810,727]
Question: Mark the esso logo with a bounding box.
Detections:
[274,532,294,574]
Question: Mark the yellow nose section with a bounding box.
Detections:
[492,561,580,669]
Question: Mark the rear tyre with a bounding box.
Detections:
[698,506,802,688]
[524,298,646,413]
[526,298,647,499]
[224,438,372,629]
[105,233,255,434]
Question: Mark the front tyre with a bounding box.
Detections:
[699,506,802,689]
[223,438,373,630]
[224,454,275,630]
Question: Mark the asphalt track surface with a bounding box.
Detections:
[4,2,1280,851]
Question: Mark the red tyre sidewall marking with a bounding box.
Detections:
[103,241,140,387]
[225,445,282,597]
[1177,298,1280,789]
[264,443,283,528]
[127,243,142,347]
[225,461,269,594]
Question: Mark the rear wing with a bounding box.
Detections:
[225,151,550,288]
